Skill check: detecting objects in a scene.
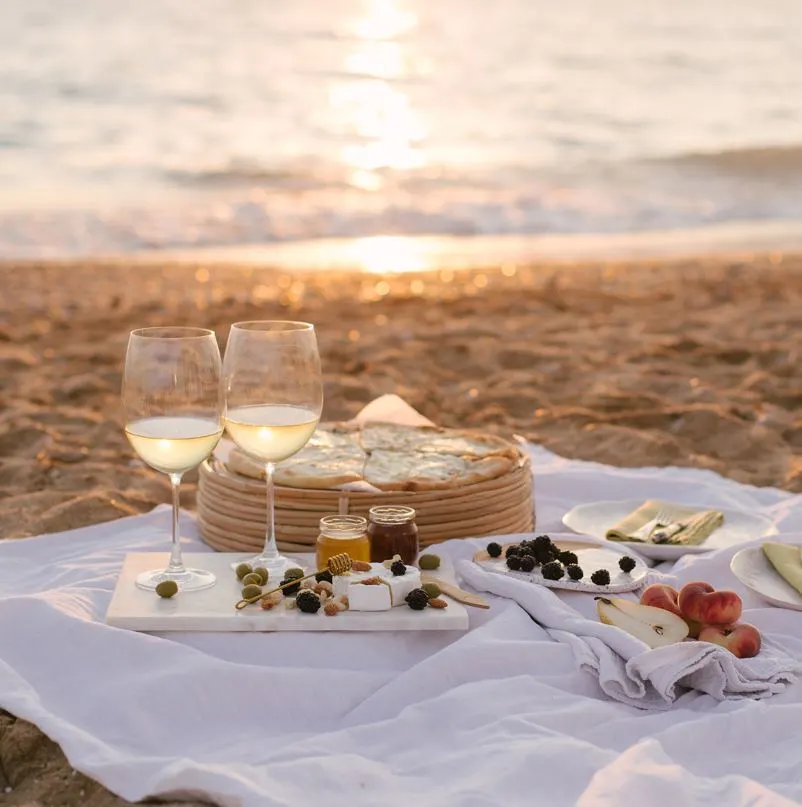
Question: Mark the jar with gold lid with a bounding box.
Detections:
[367,505,419,565]
[316,515,370,570]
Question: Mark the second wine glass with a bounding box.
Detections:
[222,321,323,575]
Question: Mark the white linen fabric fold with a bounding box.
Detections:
[2,429,802,805]
[459,552,802,710]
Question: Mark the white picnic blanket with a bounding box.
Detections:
[2,401,802,805]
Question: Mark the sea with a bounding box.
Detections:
[2,0,802,261]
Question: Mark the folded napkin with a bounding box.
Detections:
[457,560,802,711]
[762,542,802,595]
[606,499,724,545]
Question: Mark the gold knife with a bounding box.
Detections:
[421,574,490,609]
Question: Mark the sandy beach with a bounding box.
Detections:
[1,251,802,804]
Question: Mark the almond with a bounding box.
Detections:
[428,598,448,609]
[351,560,372,572]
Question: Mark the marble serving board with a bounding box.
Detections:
[106,553,470,632]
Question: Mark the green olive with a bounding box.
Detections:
[235,563,253,580]
[252,566,269,585]
[242,573,263,587]
[422,582,441,600]
[241,584,263,600]
[155,580,178,599]
[418,553,441,571]
[284,567,305,581]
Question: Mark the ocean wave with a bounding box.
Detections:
[646,144,802,176]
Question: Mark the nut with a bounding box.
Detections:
[335,596,349,612]
[360,576,382,586]
[260,591,282,610]
[351,560,372,572]
[324,601,340,616]
[314,581,334,596]
[428,598,448,609]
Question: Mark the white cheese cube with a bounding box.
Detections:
[346,564,422,611]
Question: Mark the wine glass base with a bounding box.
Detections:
[229,554,305,577]
[136,568,217,592]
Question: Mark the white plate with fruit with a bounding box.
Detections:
[597,581,761,657]
[730,541,802,612]
[563,500,777,561]
[473,534,648,594]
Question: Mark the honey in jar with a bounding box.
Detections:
[367,505,419,565]
[316,515,370,570]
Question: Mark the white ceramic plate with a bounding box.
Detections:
[730,544,802,611]
[473,535,648,594]
[562,500,778,561]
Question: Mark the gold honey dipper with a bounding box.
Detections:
[235,552,353,610]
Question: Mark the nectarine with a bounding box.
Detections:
[678,581,742,627]
[640,583,703,638]
[698,623,761,659]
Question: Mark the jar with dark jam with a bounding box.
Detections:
[367,505,419,565]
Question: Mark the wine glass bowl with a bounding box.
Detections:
[223,321,324,574]
[123,327,224,592]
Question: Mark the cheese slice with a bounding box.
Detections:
[762,542,802,595]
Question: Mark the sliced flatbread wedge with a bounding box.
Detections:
[359,422,436,453]
[228,443,366,489]
[762,542,802,595]
[364,450,513,491]
[417,431,518,459]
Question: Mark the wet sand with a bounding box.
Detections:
[1,251,801,804]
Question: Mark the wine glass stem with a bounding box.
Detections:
[167,472,186,573]
[263,462,279,561]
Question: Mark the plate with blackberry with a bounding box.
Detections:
[473,534,648,593]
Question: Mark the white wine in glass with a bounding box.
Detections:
[223,321,323,575]
[123,327,224,592]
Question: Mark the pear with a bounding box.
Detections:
[762,542,802,596]
[596,597,689,649]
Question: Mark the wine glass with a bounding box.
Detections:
[123,327,224,591]
[222,321,323,575]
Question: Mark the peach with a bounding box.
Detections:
[698,623,761,659]
[678,581,742,627]
[640,583,702,638]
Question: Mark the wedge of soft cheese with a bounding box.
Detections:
[344,564,422,611]
[762,542,802,595]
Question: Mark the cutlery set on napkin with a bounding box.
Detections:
[605,499,724,546]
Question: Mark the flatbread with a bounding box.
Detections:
[227,422,519,491]
[364,450,513,491]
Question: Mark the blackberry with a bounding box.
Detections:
[519,555,536,573]
[534,547,556,565]
[281,577,302,596]
[296,590,322,614]
[390,560,407,576]
[590,569,611,586]
[618,556,637,574]
[486,542,502,558]
[557,551,578,566]
[405,588,429,610]
[506,555,522,571]
[566,564,584,581]
[315,570,333,584]
[505,545,521,558]
[532,535,554,551]
[541,561,564,581]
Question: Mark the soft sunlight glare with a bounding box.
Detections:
[349,235,431,273]
[333,0,426,180]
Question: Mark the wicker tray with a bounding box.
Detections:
[197,449,535,553]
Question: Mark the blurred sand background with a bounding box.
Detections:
[1,252,802,804]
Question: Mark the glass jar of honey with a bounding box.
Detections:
[367,506,419,565]
[316,515,370,570]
